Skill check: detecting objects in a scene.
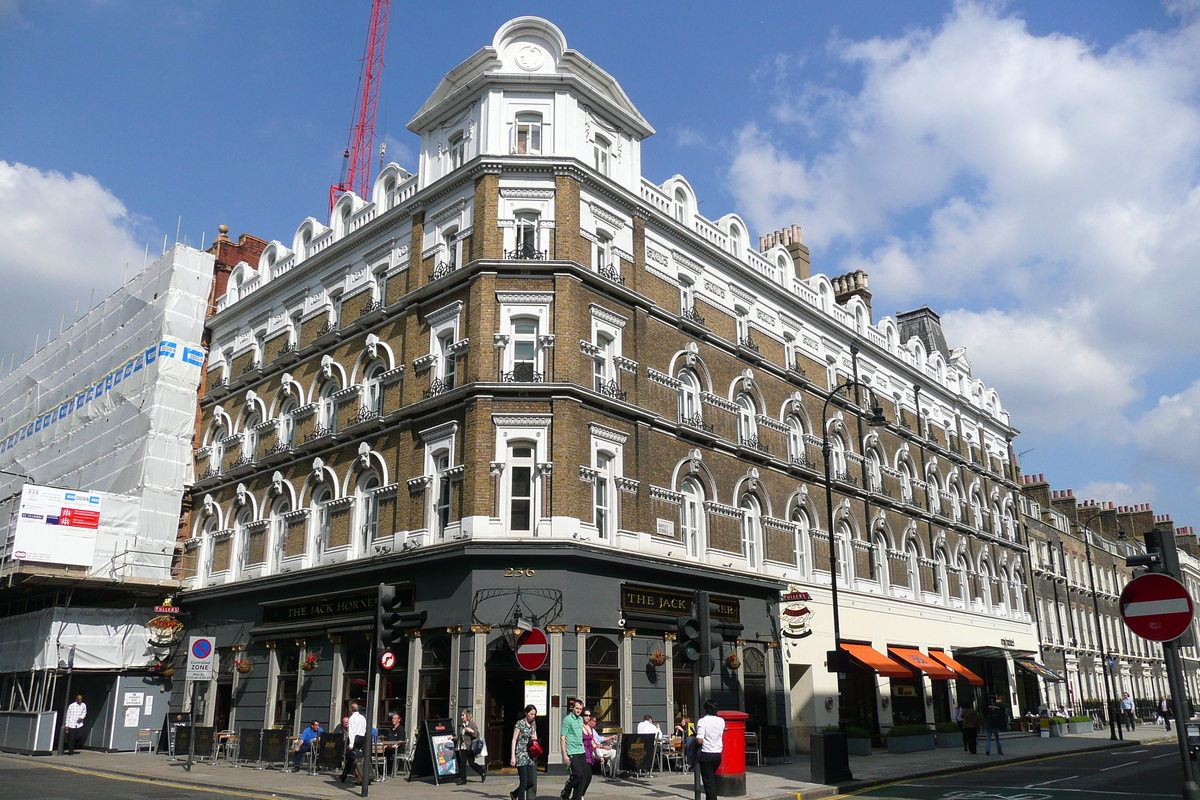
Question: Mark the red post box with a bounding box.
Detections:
[715,710,748,796]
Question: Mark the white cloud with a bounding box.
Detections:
[0,162,144,365]
[1136,379,1200,469]
[1074,480,1158,508]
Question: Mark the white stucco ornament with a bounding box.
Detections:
[515,45,544,71]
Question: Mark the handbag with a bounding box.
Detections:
[471,738,485,756]
[528,738,544,758]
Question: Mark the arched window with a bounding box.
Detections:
[790,505,810,575]
[680,477,705,559]
[311,485,332,555]
[674,188,687,223]
[448,132,466,170]
[865,448,883,493]
[948,480,963,522]
[234,507,253,579]
[956,554,971,607]
[829,433,848,479]
[934,549,950,603]
[899,459,914,504]
[729,223,743,259]
[974,558,991,611]
[834,521,853,584]
[433,452,452,539]
[356,472,381,555]
[786,416,806,466]
[1001,504,1016,540]
[970,488,985,529]
[364,362,387,415]
[905,540,920,594]
[515,113,542,155]
[243,413,261,462]
[209,423,228,475]
[269,496,290,572]
[506,441,536,534]
[736,393,757,446]
[200,515,219,580]
[318,379,340,434]
[278,397,297,449]
[927,471,943,514]
[868,533,887,586]
[740,493,762,570]
[677,369,701,425]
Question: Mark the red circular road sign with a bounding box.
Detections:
[515,628,548,671]
[1120,573,1195,642]
[380,650,396,671]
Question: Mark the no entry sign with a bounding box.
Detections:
[515,628,548,671]
[1120,573,1195,642]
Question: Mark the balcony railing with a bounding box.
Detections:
[738,336,759,354]
[240,360,261,375]
[680,413,714,433]
[229,454,253,470]
[834,469,857,485]
[681,306,706,326]
[501,366,545,383]
[263,440,292,457]
[280,340,297,355]
[348,407,382,426]
[198,465,220,481]
[788,361,807,378]
[597,265,625,285]
[305,424,334,442]
[595,379,627,402]
[790,453,814,469]
[317,319,338,337]
[423,378,452,399]
[740,435,769,454]
[504,244,547,260]
[359,298,384,317]
[429,261,458,283]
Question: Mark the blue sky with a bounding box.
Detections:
[3,0,1199,532]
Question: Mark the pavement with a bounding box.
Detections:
[0,724,1179,800]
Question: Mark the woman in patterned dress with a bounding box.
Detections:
[510,704,539,800]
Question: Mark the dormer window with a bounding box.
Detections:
[448,132,466,170]
[674,188,687,223]
[515,113,542,155]
[593,134,611,176]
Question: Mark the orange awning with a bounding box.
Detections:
[888,647,957,679]
[928,650,985,686]
[841,643,915,678]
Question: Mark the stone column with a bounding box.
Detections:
[664,632,676,728]
[622,629,636,730]
[470,625,488,727]
[575,625,591,705]
[547,624,567,767]
[406,630,423,743]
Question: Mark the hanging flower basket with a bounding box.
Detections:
[725,654,741,671]
[649,650,667,667]
[301,653,319,671]
[151,661,175,677]
[234,659,253,674]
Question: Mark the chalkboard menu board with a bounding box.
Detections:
[408,718,458,785]
[192,726,215,758]
[238,728,262,763]
[620,733,656,775]
[261,729,288,764]
[174,726,191,756]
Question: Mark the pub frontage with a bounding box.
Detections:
[168,541,788,766]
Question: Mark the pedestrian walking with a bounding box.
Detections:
[694,700,724,800]
[510,704,539,800]
[983,696,1006,756]
[1120,692,1136,731]
[954,702,965,751]
[63,694,86,755]
[960,704,981,755]
[1161,696,1174,731]
[457,709,487,784]
[339,703,366,785]
[559,699,588,800]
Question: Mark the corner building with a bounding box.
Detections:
[175,18,1030,758]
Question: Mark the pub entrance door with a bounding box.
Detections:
[484,638,549,772]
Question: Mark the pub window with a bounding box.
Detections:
[273,648,299,733]
[585,636,620,730]
[420,636,452,723]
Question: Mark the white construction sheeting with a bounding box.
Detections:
[0,245,214,580]
[0,606,155,673]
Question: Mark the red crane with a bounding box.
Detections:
[330,0,391,211]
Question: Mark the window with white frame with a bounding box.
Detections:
[510,318,540,382]
[935,549,949,601]
[834,521,853,583]
[927,471,943,514]
[311,485,332,554]
[740,493,762,570]
[949,480,963,522]
[243,412,261,462]
[679,275,695,315]
[200,515,219,579]
[898,459,914,503]
[674,188,687,223]
[736,393,757,446]
[269,497,290,572]
[433,452,452,539]
[373,268,388,305]
[593,450,615,539]
[786,416,805,464]
[506,442,536,533]
[956,555,971,606]
[436,330,457,390]
[905,541,919,593]
[448,132,466,170]
[278,397,297,448]
[364,361,387,415]
[318,379,340,434]
[865,448,883,493]
[790,505,809,574]
[828,432,848,478]
[593,332,614,391]
[356,472,381,553]
[593,134,611,176]
[735,307,750,344]
[234,507,253,578]
[677,369,701,424]
[592,231,613,272]
[515,113,542,155]
[514,212,539,256]
[868,533,886,584]
[680,477,705,559]
[209,423,228,474]
[442,227,459,269]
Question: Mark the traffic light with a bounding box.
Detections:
[697,591,715,678]
[677,615,702,664]
[376,584,407,655]
[1128,528,1181,579]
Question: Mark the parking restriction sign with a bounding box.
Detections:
[187,636,215,680]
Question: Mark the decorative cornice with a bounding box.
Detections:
[430,198,467,226]
[419,421,459,443]
[647,368,681,390]
[650,485,683,504]
[426,300,464,326]
[496,291,555,306]
[616,477,639,494]
[589,423,628,445]
[500,188,555,200]
[673,251,702,275]
[701,392,738,413]
[704,501,744,520]
[589,303,628,329]
[492,414,553,429]
[589,202,627,231]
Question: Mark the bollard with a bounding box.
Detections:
[715,710,747,797]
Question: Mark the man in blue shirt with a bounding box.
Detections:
[294,719,323,771]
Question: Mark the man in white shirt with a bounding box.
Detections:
[694,700,724,800]
[341,703,367,784]
[636,715,662,736]
[64,694,87,755]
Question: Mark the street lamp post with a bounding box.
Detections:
[821,379,888,780]
[1075,509,1124,741]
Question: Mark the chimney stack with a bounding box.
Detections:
[760,224,810,280]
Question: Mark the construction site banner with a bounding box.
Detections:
[11,485,103,567]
